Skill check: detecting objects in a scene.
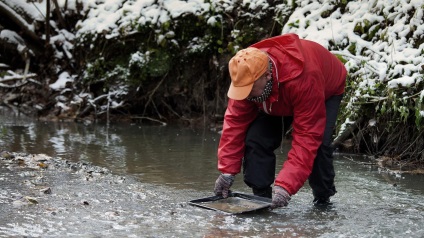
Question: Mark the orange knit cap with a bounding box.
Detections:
[227,47,268,100]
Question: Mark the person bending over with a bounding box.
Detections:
[214,33,347,208]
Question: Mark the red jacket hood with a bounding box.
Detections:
[251,33,304,83]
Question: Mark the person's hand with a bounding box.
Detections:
[214,174,234,198]
[271,186,291,209]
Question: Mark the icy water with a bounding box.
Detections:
[1,108,423,237]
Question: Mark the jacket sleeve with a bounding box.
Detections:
[218,99,258,175]
[274,72,326,195]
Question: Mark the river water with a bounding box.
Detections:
[0,107,423,237]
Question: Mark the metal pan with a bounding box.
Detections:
[189,192,272,214]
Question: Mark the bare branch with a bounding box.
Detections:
[142,72,167,117]
[0,74,38,83]
[131,116,167,126]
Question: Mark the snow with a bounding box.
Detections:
[279,0,424,121]
[163,0,209,18]
[1,0,423,119]
[130,51,149,66]
[283,0,423,81]
[75,0,210,39]
[0,29,25,45]
[388,73,422,89]
[0,0,45,22]
[369,119,377,127]
[0,1,38,33]
[49,71,74,90]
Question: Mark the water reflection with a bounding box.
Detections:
[0,108,222,190]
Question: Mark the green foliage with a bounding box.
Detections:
[347,42,356,54]
[415,109,422,129]
[414,78,424,129]
[145,50,171,77]
[335,54,347,64]
[85,57,129,90]
[84,57,109,83]
[288,19,300,28]
[327,1,424,144]
[366,24,380,41]
[76,0,287,96]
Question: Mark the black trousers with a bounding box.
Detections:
[243,94,343,199]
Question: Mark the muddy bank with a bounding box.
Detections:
[0,151,207,237]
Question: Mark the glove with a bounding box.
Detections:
[214,174,234,198]
[271,185,291,209]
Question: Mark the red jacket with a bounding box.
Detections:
[218,34,347,195]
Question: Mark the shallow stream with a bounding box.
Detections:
[1,108,423,237]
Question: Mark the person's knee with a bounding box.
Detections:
[252,187,272,198]
[244,174,274,191]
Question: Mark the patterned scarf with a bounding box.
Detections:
[247,62,273,103]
